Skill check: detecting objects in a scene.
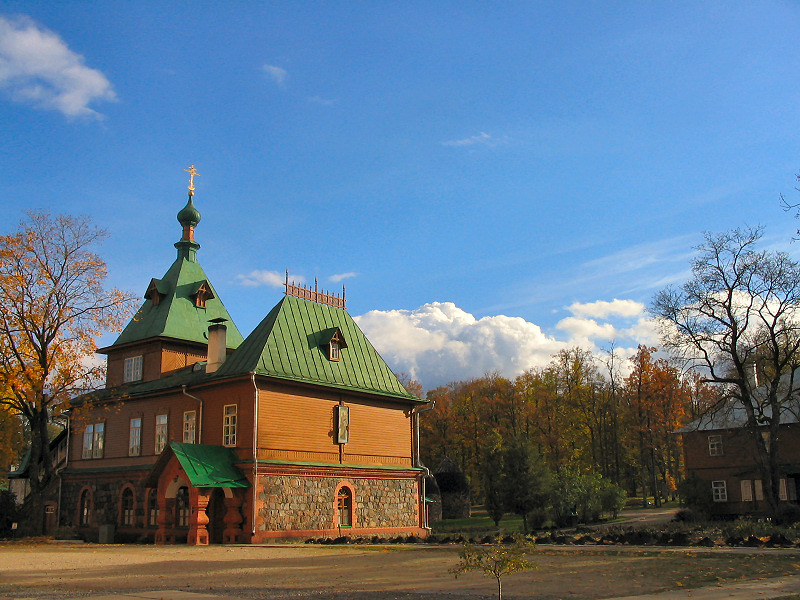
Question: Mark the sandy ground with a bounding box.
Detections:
[1,542,800,600]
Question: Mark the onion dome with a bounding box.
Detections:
[177,197,201,229]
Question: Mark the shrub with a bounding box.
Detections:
[0,490,18,537]
[775,504,800,526]
[677,474,712,517]
[675,508,701,523]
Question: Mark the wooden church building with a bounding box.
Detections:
[53,173,429,544]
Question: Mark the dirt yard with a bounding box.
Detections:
[1,542,799,600]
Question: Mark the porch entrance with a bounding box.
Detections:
[207,487,226,544]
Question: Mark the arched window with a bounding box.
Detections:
[176,486,190,528]
[147,489,159,527]
[79,489,92,526]
[120,487,135,527]
[336,487,352,527]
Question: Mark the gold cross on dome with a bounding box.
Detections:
[184,164,200,195]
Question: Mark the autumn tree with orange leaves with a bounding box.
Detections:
[0,213,133,533]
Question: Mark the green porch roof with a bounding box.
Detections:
[215,295,419,401]
[171,442,250,488]
[110,245,244,350]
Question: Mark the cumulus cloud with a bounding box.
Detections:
[329,272,357,283]
[0,15,116,118]
[237,270,304,288]
[355,302,568,388]
[263,64,287,87]
[568,299,645,319]
[355,299,660,389]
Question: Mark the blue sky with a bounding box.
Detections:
[1,2,799,389]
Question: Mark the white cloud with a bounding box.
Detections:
[237,269,304,288]
[263,64,287,87]
[356,302,567,388]
[568,299,645,319]
[0,15,116,118]
[329,272,357,283]
[356,299,661,390]
[441,132,509,148]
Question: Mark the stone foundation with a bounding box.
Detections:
[256,471,421,536]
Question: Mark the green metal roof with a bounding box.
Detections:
[170,442,250,488]
[111,243,243,349]
[215,295,419,401]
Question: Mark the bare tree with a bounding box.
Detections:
[0,212,134,533]
[652,226,800,516]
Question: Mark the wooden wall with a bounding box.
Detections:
[69,378,256,470]
[256,381,413,467]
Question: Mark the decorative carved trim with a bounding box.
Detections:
[284,270,346,309]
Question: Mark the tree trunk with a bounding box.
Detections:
[23,409,53,535]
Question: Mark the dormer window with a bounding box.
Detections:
[145,279,166,307]
[320,327,347,362]
[191,280,215,309]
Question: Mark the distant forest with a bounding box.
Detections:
[406,345,720,505]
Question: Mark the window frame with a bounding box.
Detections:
[82,422,105,459]
[336,486,353,528]
[223,404,237,447]
[712,480,728,502]
[155,414,168,454]
[78,488,92,526]
[175,486,190,528]
[120,487,135,527]
[183,410,196,444]
[129,417,142,456]
[707,435,723,457]
[147,489,159,528]
[123,355,143,383]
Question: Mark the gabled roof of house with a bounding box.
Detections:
[677,401,800,432]
[107,197,243,351]
[214,295,420,402]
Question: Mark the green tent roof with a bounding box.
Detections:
[215,295,419,401]
[111,242,243,349]
[170,442,250,488]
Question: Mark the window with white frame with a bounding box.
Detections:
[123,355,143,383]
[120,488,135,526]
[712,480,728,502]
[223,404,237,447]
[147,490,159,527]
[129,417,142,456]
[82,423,105,459]
[183,411,196,444]
[155,414,168,453]
[741,480,753,502]
[708,435,723,456]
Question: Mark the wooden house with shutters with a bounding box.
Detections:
[37,173,429,544]
[678,402,800,517]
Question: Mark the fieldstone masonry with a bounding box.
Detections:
[258,474,418,532]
